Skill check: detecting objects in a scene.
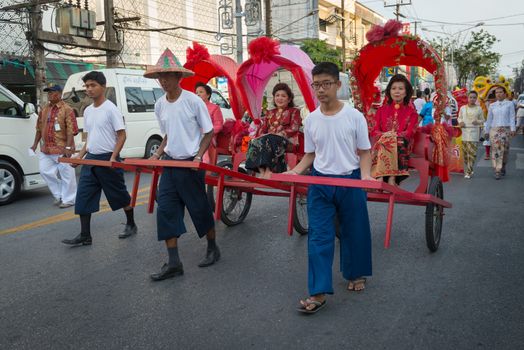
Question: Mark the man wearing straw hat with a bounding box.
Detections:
[144,49,219,281]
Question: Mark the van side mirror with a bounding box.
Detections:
[24,102,36,116]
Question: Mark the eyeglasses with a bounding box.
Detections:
[310,81,337,90]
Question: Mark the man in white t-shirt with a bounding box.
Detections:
[143,49,218,281]
[62,71,137,246]
[287,62,375,314]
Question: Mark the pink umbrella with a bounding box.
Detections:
[236,37,317,119]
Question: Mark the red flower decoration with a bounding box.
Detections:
[186,42,210,67]
[248,37,280,64]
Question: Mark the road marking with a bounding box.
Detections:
[0,188,151,236]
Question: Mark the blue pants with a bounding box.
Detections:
[75,153,131,215]
[307,168,372,295]
[156,158,215,241]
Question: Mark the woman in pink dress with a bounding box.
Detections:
[195,82,224,164]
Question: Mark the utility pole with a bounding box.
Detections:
[384,1,411,22]
[104,0,119,67]
[341,0,346,72]
[264,0,271,37]
[235,0,243,63]
[31,0,47,109]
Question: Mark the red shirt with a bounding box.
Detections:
[371,103,419,140]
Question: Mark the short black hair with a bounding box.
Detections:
[468,90,478,97]
[312,62,339,80]
[195,82,212,97]
[82,71,106,86]
[416,90,422,98]
[385,74,414,106]
[424,87,431,96]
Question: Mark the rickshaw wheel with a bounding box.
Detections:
[207,160,253,226]
[425,176,444,252]
[293,194,308,235]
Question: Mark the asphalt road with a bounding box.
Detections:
[1,137,523,349]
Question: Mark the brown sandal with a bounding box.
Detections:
[297,298,326,314]
[347,278,367,292]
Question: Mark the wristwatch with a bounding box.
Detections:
[65,146,72,150]
[194,156,202,161]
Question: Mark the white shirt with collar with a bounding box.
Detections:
[485,100,516,133]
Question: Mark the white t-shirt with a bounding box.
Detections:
[84,100,126,154]
[155,90,213,159]
[304,104,371,175]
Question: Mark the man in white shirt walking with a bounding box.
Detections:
[484,87,516,179]
[62,71,137,246]
[144,49,219,281]
[286,62,375,314]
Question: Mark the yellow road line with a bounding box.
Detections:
[0,190,152,236]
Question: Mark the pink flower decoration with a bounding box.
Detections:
[366,25,386,43]
[383,20,403,37]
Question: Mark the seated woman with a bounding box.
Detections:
[195,82,224,164]
[245,83,302,179]
[371,74,419,186]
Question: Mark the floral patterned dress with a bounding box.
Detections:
[371,102,419,184]
[245,107,302,173]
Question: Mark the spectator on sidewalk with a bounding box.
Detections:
[30,84,78,208]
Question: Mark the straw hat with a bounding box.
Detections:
[144,48,194,79]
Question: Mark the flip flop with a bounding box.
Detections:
[297,298,326,314]
[347,278,367,292]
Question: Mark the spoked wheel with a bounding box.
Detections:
[425,176,444,252]
[207,160,253,226]
[293,194,308,235]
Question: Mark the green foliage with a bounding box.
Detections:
[430,29,501,86]
[300,39,342,69]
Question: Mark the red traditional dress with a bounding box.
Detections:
[245,107,301,173]
[371,102,419,183]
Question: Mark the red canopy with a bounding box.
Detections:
[350,34,448,128]
[350,21,450,181]
[236,37,317,119]
[181,42,245,120]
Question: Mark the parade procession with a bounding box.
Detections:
[0,0,523,349]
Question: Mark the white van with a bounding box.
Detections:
[0,84,46,205]
[62,68,235,159]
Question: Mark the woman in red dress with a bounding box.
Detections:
[371,74,419,186]
[245,83,302,179]
[195,82,224,164]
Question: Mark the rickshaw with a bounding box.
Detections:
[61,24,453,252]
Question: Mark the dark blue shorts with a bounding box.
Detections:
[74,153,131,215]
[156,157,215,241]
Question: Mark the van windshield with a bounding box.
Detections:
[62,87,116,118]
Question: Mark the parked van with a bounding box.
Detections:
[63,68,234,158]
[0,84,46,205]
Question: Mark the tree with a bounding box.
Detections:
[300,39,342,70]
[430,29,501,86]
